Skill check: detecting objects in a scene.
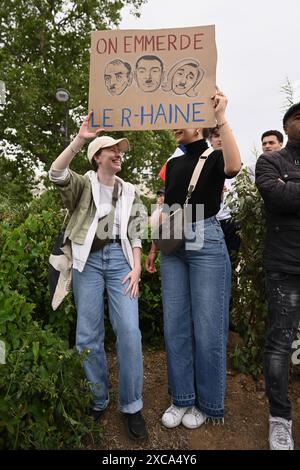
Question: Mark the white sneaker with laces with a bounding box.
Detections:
[269,416,294,450]
[182,406,207,429]
[161,404,188,428]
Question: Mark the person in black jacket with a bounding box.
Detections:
[256,102,300,451]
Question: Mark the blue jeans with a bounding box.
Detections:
[160,216,231,418]
[72,244,143,414]
[264,271,300,420]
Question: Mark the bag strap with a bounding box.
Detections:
[111,180,119,208]
[184,147,214,206]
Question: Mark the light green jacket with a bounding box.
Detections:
[50,168,147,271]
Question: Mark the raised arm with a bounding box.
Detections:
[52,111,104,170]
[211,89,241,177]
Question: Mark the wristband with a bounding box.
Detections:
[217,121,228,129]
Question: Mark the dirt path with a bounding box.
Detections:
[89,333,300,451]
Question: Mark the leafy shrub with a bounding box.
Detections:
[0,203,76,340]
[0,315,93,449]
[139,252,164,346]
[0,197,90,449]
[228,169,268,377]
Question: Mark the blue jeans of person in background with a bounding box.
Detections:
[72,244,143,414]
[160,216,231,419]
[264,271,300,420]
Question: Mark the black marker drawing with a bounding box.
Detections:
[162,58,205,97]
[104,59,133,96]
[134,55,164,93]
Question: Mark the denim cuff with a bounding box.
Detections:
[119,397,143,414]
[172,393,195,408]
[197,400,224,419]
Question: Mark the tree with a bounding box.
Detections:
[281,77,295,111]
[0,0,175,196]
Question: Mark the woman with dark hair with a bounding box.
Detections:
[146,90,241,429]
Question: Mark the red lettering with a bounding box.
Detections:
[124,36,132,53]
[96,38,107,54]
[134,35,144,52]
[145,35,155,51]
[96,38,117,54]
[156,35,166,51]
[167,34,177,51]
[108,38,117,54]
[194,33,203,50]
[180,34,190,50]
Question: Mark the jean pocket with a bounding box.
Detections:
[203,224,223,244]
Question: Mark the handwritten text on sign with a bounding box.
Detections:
[89,26,217,131]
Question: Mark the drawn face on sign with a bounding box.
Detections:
[172,64,200,95]
[162,59,204,97]
[104,60,133,96]
[134,55,164,93]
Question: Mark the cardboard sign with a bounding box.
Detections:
[89,25,217,131]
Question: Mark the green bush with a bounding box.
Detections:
[0,195,91,449]
[139,252,164,346]
[0,200,76,340]
[229,169,268,377]
[0,321,93,449]
[0,274,94,449]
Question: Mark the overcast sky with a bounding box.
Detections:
[120,0,300,165]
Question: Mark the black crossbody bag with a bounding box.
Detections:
[152,147,214,255]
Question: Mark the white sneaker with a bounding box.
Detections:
[269,416,294,450]
[161,404,188,428]
[182,406,207,429]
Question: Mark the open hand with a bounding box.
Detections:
[122,267,141,299]
[78,111,105,140]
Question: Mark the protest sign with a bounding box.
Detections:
[89,25,217,130]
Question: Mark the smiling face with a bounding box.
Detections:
[104,62,131,96]
[172,64,199,95]
[135,58,163,92]
[94,145,124,174]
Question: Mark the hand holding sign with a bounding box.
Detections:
[79,111,105,140]
[211,87,228,124]
[89,26,217,130]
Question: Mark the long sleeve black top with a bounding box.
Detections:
[164,139,227,221]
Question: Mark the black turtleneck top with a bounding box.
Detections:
[164,139,228,221]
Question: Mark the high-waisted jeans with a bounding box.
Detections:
[264,271,300,420]
[72,244,143,414]
[160,216,231,418]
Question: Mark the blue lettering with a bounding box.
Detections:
[174,104,190,123]
[192,102,205,122]
[154,103,168,124]
[91,111,101,128]
[140,105,154,125]
[121,108,131,127]
[168,104,173,124]
[103,108,113,127]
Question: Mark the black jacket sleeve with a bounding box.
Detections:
[255,153,300,214]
